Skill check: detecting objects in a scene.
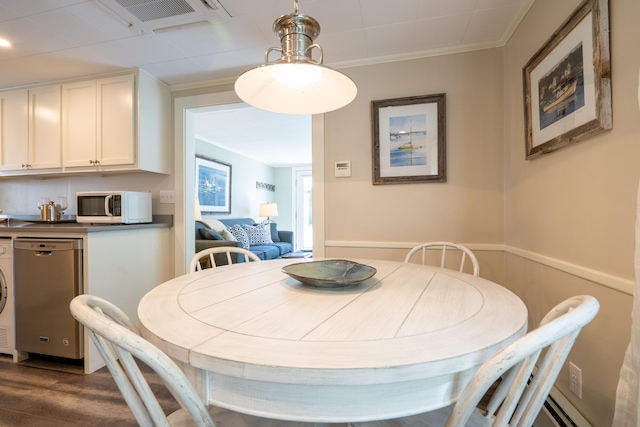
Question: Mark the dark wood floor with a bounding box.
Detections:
[0,353,180,426]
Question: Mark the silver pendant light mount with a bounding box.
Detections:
[234,0,357,115]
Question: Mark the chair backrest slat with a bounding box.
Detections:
[405,242,480,276]
[70,294,216,427]
[445,295,599,427]
[190,246,261,272]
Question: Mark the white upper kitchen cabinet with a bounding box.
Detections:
[62,70,170,174]
[0,86,62,172]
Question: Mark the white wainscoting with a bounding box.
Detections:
[324,241,634,295]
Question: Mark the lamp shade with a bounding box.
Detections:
[235,63,357,115]
[259,203,279,218]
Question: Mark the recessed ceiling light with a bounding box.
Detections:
[0,38,11,47]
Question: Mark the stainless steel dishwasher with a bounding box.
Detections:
[14,238,83,359]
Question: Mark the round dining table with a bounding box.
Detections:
[137,258,528,424]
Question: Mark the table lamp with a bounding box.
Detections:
[259,203,278,223]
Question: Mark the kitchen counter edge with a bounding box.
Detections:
[0,215,173,234]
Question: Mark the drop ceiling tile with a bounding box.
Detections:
[142,58,209,85]
[0,0,65,16]
[301,0,362,35]
[67,1,139,40]
[0,50,112,88]
[316,29,367,64]
[207,14,268,51]
[123,34,188,65]
[477,0,526,8]
[464,4,522,43]
[194,46,267,74]
[360,0,419,27]
[417,0,478,18]
[88,38,144,67]
[27,8,111,46]
[413,14,470,50]
[159,25,226,57]
[364,22,416,57]
[236,0,292,18]
[0,0,532,89]
[217,0,246,17]
[38,47,121,80]
[0,17,74,55]
[0,4,19,22]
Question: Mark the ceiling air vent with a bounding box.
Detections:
[95,0,231,34]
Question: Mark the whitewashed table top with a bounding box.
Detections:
[138,258,528,422]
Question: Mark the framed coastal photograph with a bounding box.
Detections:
[196,155,231,214]
[372,93,446,184]
[523,0,611,159]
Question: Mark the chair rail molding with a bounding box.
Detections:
[324,240,634,295]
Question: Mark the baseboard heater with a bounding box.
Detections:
[535,386,592,427]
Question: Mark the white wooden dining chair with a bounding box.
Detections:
[70,294,319,427]
[189,246,261,272]
[404,242,480,276]
[70,294,218,427]
[352,295,600,427]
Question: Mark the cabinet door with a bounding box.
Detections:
[97,74,135,166]
[62,80,97,167]
[0,90,28,171]
[29,85,61,169]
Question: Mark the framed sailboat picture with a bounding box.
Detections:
[523,0,611,159]
[372,93,446,184]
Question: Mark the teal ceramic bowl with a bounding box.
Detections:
[282,259,377,288]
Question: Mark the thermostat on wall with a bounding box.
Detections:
[335,160,351,177]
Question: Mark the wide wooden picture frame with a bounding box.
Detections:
[523,0,611,160]
[372,93,446,184]
[196,155,232,214]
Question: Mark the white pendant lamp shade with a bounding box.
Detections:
[234,1,357,115]
[235,63,356,115]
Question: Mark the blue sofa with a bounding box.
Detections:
[195,218,293,262]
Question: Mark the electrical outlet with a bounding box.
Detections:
[569,362,582,399]
[159,190,175,204]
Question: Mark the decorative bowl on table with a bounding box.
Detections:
[282,259,377,288]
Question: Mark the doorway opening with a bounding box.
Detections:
[174,91,326,275]
[295,169,312,251]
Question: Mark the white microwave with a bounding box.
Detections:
[76,191,152,224]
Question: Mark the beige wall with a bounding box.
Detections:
[324,48,506,256]
[319,0,640,425]
[501,0,640,425]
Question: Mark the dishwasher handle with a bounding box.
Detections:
[33,251,53,257]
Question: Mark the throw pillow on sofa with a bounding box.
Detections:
[242,224,273,246]
[203,218,235,241]
[227,224,250,249]
[200,228,224,240]
[269,222,280,242]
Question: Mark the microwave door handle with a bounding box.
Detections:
[104,195,114,217]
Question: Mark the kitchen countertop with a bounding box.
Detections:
[0,215,172,233]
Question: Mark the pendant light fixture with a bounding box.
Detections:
[234,0,357,115]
